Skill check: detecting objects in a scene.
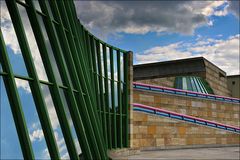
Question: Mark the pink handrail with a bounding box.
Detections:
[133,82,240,101]
[133,103,240,130]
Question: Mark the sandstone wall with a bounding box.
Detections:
[134,59,232,97]
[131,89,240,149]
[204,60,231,97]
[135,77,175,88]
[131,111,239,149]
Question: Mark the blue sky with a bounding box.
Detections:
[76,0,239,75]
[1,0,239,159]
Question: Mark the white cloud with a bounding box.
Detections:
[42,148,50,159]
[1,1,48,84]
[42,89,60,130]
[15,79,31,93]
[54,131,69,159]
[136,43,193,63]
[74,1,232,37]
[74,138,82,155]
[33,129,69,159]
[1,3,21,54]
[228,1,240,18]
[136,34,240,75]
[207,20,213,26]
[199,1,226,16]
[61,152,70,159]
[29,129,44,142]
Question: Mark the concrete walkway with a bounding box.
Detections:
[120,147,240,159]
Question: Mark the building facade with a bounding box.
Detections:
[227,75,240,98]
[134,57,231,96]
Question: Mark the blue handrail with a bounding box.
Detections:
[133,82,240,104]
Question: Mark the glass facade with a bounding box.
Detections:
[175,76,214,94]
[0,0,130,159]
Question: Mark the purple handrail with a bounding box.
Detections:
[133,103,240,131]
[133,82,240,101]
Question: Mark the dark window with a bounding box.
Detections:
[232,81,235,85]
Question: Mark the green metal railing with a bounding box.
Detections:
[0,0,130,159]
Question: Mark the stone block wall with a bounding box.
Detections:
[131,89,240,149]
[133,58,232,97]
[204,60,231,96]
[131,111,239,149]
[135,77,175,88]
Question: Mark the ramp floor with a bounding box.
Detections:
[118,146,240,159]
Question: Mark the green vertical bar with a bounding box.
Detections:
[56,1,105,157]
[110,48,117,148]
[49,1,106,158]
[81,25,90,68]
[63,1,91,87]
[38,1,93,159]
[85,32,94,90]
[96,41,108,148]
[90,37,103,124]
[24,0,79,158]
[6,1,60,158]
[124,52,130,147]
[117,50,123,148]
[65,1,100,121]
[64,3,114,154]
[103,44,111,148]
[61,0,102,130]
[83,29,99,118]
[0,29,35,160]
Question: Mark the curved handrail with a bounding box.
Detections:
[133,82,240,103]
[133,103,240,134]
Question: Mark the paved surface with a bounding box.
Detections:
[122,147,240,159]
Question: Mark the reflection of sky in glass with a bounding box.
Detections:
[0,0,126,158]
[17,4,49,82]
[41,84,69,159]
[0,77,23,159]
[121,52,124,82]
[114,82,118,109]
[15,78,49,159]
[45,1,54,20]
[60,89,82,155]
[106,47,111,78]
[94,41,99,75]
[1,1,28,77]
[37,15,64,85]
[108,80,112,109]
[100,43,105,93]
[113,50,118,81]
[33,0,42,12]
[52,22,75,89]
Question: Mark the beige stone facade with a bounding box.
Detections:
[131,89,240,149]
[131,112,239,149]
[136,76,175,88]
[204,60,231,96]
[134,57,232,97]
